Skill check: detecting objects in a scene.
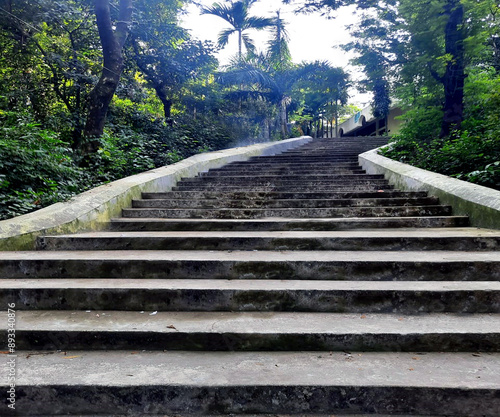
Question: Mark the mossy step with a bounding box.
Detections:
[131,197,439,210]
[37,228,500,252]
[121,205,452,219]
[181,174,386,183]
[172,184,395,192]
[8,351,500,416]
[142,190,429,200]
[4,311,499,351]
[1,278,497,313]
[201,168,366,175]
[0,250,497,280]
[109,216,470,231]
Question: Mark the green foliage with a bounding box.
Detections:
[0,115,82,219]
[381,70,500,190]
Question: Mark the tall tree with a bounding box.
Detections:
[83,0,133,152]
[201,0,272,59]
[286,0,470,137]
[267,10,292,71]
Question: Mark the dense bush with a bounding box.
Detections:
[0,108,235,220]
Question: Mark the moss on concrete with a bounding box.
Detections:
[359,148,500,230]
[0,137,312,250]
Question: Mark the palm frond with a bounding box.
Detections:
[241,33,256,53]
[217,27,236,47]
[201,2,236,26]
[244,16,274,30]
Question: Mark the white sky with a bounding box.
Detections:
[180,1,371,106]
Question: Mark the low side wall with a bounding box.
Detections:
[0,136,312,250]
[359,148,500,229]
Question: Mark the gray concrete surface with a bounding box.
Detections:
[38,228,500,251]
[6,351,500,415]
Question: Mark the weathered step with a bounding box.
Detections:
[172,184,395,192]
[5,311,500,352]
[142,190,429,200]
[9,351,500,416]
[2,279,498,313]
[0,250,497,280]
[109,216,470,231]
[180,174,386,184]
[121,205,452,219]
[38,229,500,252]
[222,162,362,168]
[131,197,440,210]
[248,155,360,160]
[201,168,367,175]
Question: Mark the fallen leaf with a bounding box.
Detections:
[412,357,420,360]
[360,315,367,319]
[398,318,404,321]
[472,353,482,357]
[166,325,177,330]
[408,368,414,371]
[130,352,139,355]
[0,351,10,354]
[64,355,81,359]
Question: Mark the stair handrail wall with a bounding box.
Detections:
[0,136,313,250]
[359,146,500,229]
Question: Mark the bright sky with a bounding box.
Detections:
[180,0,371,106]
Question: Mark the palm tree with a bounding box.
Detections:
[267,10,292,71]
[201,1,273,59]
[218,54,316,138]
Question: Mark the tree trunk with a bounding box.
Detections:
[83,0,133,153]
[155,85,173,123]
[440,0,466,138]
[279,98,288,139]
[238,29,242,59]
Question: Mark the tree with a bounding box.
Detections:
[201,0,272,59]
[294,62,349,137]
[83,0,133,152]
[285,0,470,137]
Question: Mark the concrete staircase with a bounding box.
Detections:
[1,137,500,416]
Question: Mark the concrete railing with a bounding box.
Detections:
[0,136,313,250]
[359,147,500,230]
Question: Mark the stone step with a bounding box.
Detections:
[121,205,452,219]
[248,155,360,160]
[131,197,440,210]
[4,311,499,352]
[9,350,500,416]
[248,158,361,163]
[172,184,396,192]
[37,228,500,251]
[0,250,497,280]
[142,190,429,200]
[177,178,389,187]
[180,174,386,183]
[222,162,362,168]
[3,279,498,313]
[109,216,470,231]
[201,168,367,175]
